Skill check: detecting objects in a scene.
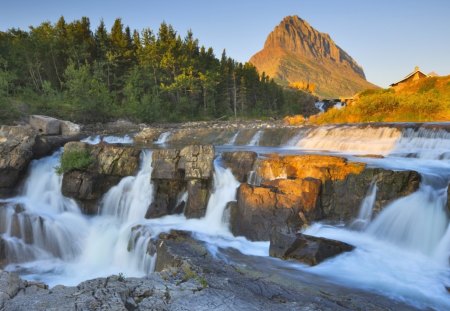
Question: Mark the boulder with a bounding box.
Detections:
[221,151,257,182]
[134,127,162,144]
[269,231,354,266]
[0,126,37,196]
[256,154,366,182]
[60,120,81,136]
[61,142,141,214]
[184,179,210,218]
[32,135,82,159]
[29,115,60,135]
[231,179,321,241]
[147,145,214,219]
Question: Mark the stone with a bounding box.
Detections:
[255,154,366,182]
[184,179,211,218]
[269,231,355,266]
[60,120,81,136]
[231,179,322,241]
[0,125,37,196]
[134,127,162,143]
[60,142,141,214]
[321,168,421,221]
[29,115,60,135]
[148,145,214,219]
[179,145,214,180]
[221,151,257,182]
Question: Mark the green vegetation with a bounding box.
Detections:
[56,149,93,174]
[309,76,450,124]
[0,17,315,124]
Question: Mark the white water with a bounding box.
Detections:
[247,130,263,146]
[350,181,377,230]
[293,125,450,161]
[300,174,450,310]
[82,135,134,144]
[155,131,171,144]
[315,101,325,113]
[227,131,240,145]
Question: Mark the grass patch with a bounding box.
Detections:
[56,149,93,175]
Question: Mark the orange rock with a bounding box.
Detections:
[256,154,365,183]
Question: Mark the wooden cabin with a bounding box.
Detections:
[390,66,428,88]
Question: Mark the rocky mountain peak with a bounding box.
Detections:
[250,15,377,98]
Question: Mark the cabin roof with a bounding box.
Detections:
[390,66,428,87]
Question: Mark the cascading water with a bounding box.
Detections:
[350,181,377,230]
[247,130,263,146]
[155,131,171,144]
[392,127,450,159]
[314,101,325,113]
[227,131,240,145]
[302,172,450,310]
[296,125,402,155]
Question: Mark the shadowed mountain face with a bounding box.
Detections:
[250,16,377,98]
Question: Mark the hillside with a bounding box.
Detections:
[250,16,377,98]
[309,75,450,124]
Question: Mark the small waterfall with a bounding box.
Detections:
[227,131,240,145]
[82,135,134,145]
[0,152,88,265]
[297,126,402,155]
[248,130,263,146]
[391,128,450,160]
[315,101,325,113]
[75,150,155,276]
[101,150,153,223]
[155,131,171,144]
[351,181,378,230]
[366,176,449,255]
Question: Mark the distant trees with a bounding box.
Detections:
[0,17,316,123]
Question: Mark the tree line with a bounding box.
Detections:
[0,17,315,123]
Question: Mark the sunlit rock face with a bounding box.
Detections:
[250,15,377,98]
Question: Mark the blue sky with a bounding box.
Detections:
[1,0,449,87]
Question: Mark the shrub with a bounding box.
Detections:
[56,149,93,175]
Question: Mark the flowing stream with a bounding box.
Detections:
[1,125,450,309]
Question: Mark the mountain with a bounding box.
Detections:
[250,16,377,98]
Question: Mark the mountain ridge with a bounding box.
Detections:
[250,16,377,98]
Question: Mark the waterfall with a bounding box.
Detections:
[0,152,88,265]
[350,181,378,230]
[72,150,155,281]
[155,131,171,144]
[248,130,263,146]
[227,131,240,145]
[366,176,449,255]
[392,127,450,159]
[296,126,402,155]
[315,101,325,113]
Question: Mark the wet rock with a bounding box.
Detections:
[148,145,214,219]
[232,179,322,241]
[0,125,37,196]
[61,142,141,214]
[321,168,421,221]
[32,135,82,159]
[221,151,257,182]
[269,231,354,266]
[184,179,210,218]
[29,115,60,135]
